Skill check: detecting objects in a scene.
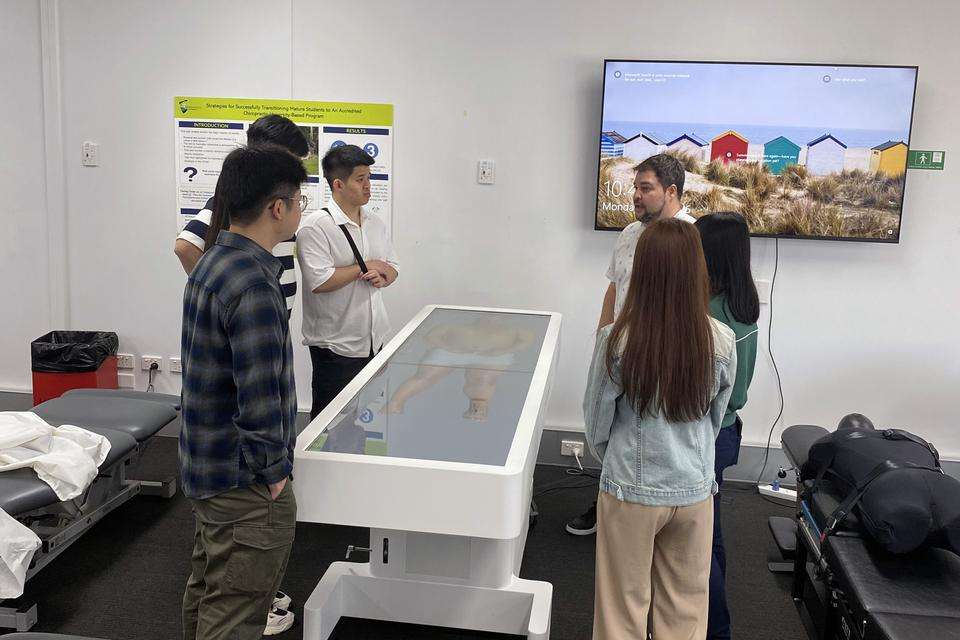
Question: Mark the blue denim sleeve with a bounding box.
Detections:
[225,283,293,485]
[583,327,621,464]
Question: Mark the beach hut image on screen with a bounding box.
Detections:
[710,131,748,165]
[667,134,708,159]
[843,147,873,172]
[806,134,847,176]
[762,136,801,175]
[870,140,908,176]
[623,132,665,163]
[600,131,627,157]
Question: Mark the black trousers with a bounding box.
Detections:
[309,346,375,420]
[707,416,744,640]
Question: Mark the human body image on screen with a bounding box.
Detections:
[384,316,535,421]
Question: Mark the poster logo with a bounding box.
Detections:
[179,99,189,114]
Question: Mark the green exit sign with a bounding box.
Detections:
[907,150,945,170]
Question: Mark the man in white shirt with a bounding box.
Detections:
[601,153,697,324]
[297,144,399,419]
[567,153,695,536]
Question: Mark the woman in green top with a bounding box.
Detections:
[695,212,760,640]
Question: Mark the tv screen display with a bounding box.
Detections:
[596,61,918,242]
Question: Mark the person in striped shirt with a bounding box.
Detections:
[175,114,309,317]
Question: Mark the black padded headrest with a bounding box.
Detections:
[837,413,875,431]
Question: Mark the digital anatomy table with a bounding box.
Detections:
[294,305,562,639]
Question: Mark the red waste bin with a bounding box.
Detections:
[31,331,119,405]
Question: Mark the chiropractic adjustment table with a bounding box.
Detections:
[0,389,178,632]
[772,423,960,640]
[295,305,561,639]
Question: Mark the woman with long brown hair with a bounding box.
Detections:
[584,218,737,639]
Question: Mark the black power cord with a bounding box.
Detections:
[755,238,785,486]
[534,480,598,499]
[146,361,159,392]
[566,450,601,480]
[533,452,600,498]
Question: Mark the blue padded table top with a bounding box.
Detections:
[780,424,829,468]
[824,534,960,622]
[871,612,960,640]
[32,396,177,443]
[0,426,137,516]
[62,388,180,411]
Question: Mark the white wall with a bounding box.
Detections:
[4,0,959,456]
[57,0,293,391]
[0,0,50,392]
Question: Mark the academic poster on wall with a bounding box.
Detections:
[173,96,394,233]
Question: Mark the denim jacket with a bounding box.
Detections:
[583,319,737,507]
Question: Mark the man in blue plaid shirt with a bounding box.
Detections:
[180,143,306,640]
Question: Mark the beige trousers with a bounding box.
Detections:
[594,490,713,640]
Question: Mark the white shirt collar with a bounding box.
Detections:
[325,198,369,228]
[668,206,696,224]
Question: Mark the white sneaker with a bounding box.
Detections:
[263,606,294,636]
[272,590,292,612]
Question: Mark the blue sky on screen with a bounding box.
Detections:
[602,61,916,135]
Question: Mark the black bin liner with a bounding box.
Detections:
[31,331,119,373]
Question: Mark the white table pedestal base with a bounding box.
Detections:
[303,528,552,639]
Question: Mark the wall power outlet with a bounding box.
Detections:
[560,440,585,457]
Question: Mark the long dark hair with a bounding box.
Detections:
[204,188,230,250]
[203,144,307,248]
[204,115,308,250]
[606,218,715,423]
[695,212,760,325]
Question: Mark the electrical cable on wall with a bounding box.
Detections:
[756,238,785,486]
[146,362,159,393]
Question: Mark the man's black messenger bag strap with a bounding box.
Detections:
[322,207,368,273]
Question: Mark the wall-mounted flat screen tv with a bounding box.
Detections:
[596,60,918,242]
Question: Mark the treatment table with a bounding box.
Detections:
[0,390,178,632]
[770,423,960,640]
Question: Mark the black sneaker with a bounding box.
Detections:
[565,501,598,535]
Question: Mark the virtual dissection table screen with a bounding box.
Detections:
[307,309,551,465]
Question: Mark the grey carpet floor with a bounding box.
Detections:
[16,437,806,639]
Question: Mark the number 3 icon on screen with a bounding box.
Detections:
[364,143,379,159]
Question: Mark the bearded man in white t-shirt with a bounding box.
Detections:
[566,153,696,537]
[599,153,697,327]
